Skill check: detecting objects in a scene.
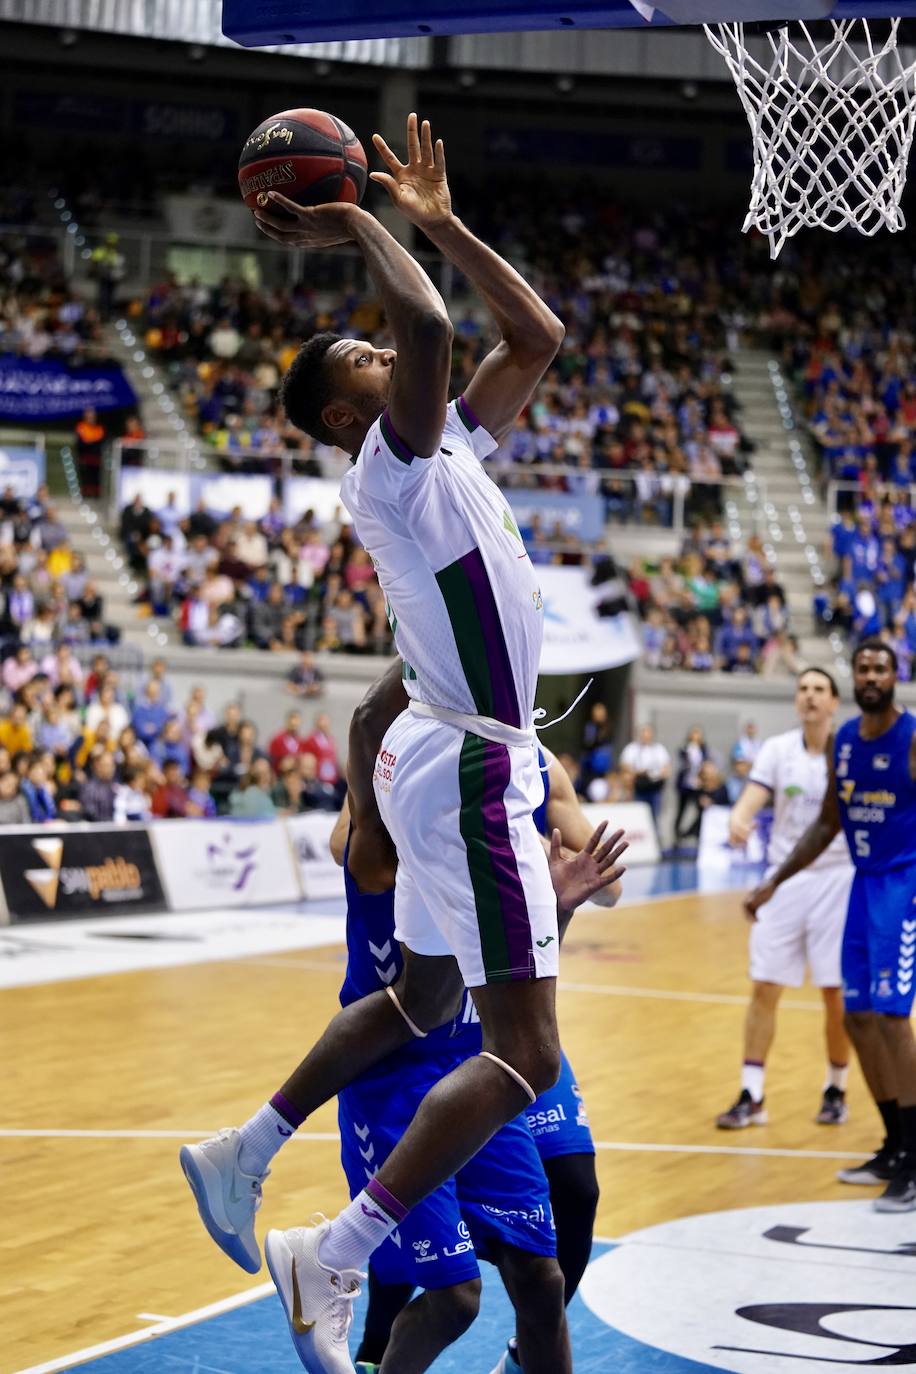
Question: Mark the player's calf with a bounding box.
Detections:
[383,1280,482,1373]
[492,1247,570,1374]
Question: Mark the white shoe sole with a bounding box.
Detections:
[874,1194,916,1212]
[837,1168,888,1185]
[716,1111,768,1129]
[265,1230,319,1373]
[179,1144,260,1274]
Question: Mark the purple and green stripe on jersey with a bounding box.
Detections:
[455,393,481,434]
[435,546,522,728]
[380,409,416,466]
[458,731,534,983]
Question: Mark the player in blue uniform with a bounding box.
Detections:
[747,641,916,1211]
[330,667,623,1373]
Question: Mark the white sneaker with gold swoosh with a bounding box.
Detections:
[265,1220,364,1373]
[179,1127,266,1274]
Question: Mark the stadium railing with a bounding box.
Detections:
[110,443,768,541]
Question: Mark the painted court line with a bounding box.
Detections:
[240,963,823,1012]
[12,1281,275,1374]
[0,1126,864,1160]
[0,1127,340,1142]
[557,979,822,1010]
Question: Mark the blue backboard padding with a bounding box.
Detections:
[223,0,916,46]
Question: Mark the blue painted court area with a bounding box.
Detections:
[71,1243,712,1374]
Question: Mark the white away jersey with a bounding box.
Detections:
[750,727,851,871]
[340,396,544,728]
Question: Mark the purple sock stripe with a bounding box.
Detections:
[456,393,481,433]
[270,1090,306,1130]
[380,409,415,465]
[743,1060,765,1068]
[458,547,521,728]
[365,1175,409,1222]
[480,739,534,979]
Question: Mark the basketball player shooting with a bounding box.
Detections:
[746,641,916,1213]
[183,114,623,1374]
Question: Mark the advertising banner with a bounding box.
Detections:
[0,446,46,498]
[163,194,253,241]
[0,355,137,421]
[286,812,345,901]
[284,476,348,527]
[508,489,605,542]
[151,819,301,910]
[0,825,164,922]
[198,474,274,519]
[580,801,660,866]
[698,805,766,868]
[118,469,193,515]
[537,565,640,675]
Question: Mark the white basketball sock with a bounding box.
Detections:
[319,1181,406,1273]
[237,1096,301,1176]
[825,1062,849,1092]
[741,1061,765,1103]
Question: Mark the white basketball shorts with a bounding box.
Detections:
[749,864,854,988]
[373,708,559,988]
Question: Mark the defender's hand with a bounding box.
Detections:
[743,878,776,922]
[370,113,452,232]
[254,195,358,248]
[729,815,753,847]
[549,823,628,914]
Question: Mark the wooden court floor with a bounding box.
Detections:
[1,888,883,1374]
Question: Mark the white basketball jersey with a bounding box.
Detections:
[749,727,851,871]
[340,396,544,728]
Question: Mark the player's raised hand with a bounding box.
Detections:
[549,823,628,913]
[370,113,452,232]
[743,877,777,922]
[254,195,358,248]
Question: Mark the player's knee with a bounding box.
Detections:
[844,1008,875,1037]
[751,980,781,1006]
[491,1040,560,1100]
[546,1153,600,1222]
[426,1278,481,1337]
[507,1254,566,1320]
[395,958,464,1031]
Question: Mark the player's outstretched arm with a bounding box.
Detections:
[744,742,841,919]
[345,660,409,892]
[255,193,452,458]
[728,780,771,847]
[372,113,564,442]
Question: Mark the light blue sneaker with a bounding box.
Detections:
[179,1127,267,1274]
[489,1341,522,1373]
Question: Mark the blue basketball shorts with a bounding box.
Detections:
[338,1058,555,1291]
[842,868,916,1015]
[526,1050,595,1161]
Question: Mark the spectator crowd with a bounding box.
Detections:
[119,490,392,653]
[569,706,762,852]
[0,648,345,825]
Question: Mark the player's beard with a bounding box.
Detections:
[854,684,895,714]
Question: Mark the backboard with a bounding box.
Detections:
[222,0,916,47]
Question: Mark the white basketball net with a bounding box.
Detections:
[705,19,916,258]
